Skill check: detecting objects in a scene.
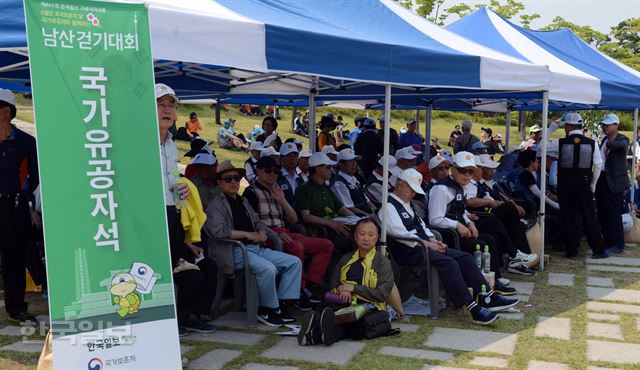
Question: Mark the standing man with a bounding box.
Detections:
[354,118,383,179]
[378,116,399,155]
[596,114,629,254]
[398,119,424,149]
[453,120,479,154]
[0,89,39,324]
[555,113,609,259]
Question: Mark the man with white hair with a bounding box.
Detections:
[453,120,480,154]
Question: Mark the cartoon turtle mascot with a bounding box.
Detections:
[110,272,141,317]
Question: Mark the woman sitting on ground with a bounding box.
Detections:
[298,218,396,346]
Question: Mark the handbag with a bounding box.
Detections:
[624,211,640,243]
[334,304,374,325]
[360,309,394,339]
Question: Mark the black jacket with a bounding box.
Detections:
[601,133,630,193]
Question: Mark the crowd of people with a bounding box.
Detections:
[0,83,634,348]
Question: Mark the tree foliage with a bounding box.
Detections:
[541,16,610,47]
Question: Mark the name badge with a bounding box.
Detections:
[280,184,289,190]
[401,212,410,219]
[456,194,463,201]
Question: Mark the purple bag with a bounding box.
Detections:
[324,292,344,305]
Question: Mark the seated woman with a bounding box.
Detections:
[298,218,395,346]
[217,119,248,151]
[205,161,302,327]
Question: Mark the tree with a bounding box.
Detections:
[540,16,610,47]
[600,18,640,70]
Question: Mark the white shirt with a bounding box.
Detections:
[463,180,478,199]
[245,157,258,182]
[296,167,309,183]
[280,167,300,194]
[385,193,434,247]
[331,170,368,208]
[428,182,472,229]
[160,132,179,206]
[366,171,385,204]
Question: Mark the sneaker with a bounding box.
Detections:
[302,288,323,304]
[494,280,517,296]
[468,302,498,325]
[497,278,511,286]
[605,246,623,254]
[592,251,611,259]
[178,326,188,337]
[298,310,316,346]
[184,318,216,334]
[294,294,315,312]
[8,312,37,326]
[507,263,536,276]
[515,250,538,263]
[257,307,285,327]
[277,305,296,323]
[479,291,519,312]
[319,307,336,346]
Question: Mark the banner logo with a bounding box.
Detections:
[88,358,103,370]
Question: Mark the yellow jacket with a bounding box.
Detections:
[176,178,206,243]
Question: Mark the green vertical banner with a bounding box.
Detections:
[24,0,181,368]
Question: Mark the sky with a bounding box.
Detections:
[442,0,640,32]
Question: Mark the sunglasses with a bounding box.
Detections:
[221,175,243,183]
[454,167,475,176]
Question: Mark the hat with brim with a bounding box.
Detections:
[215,160,245,180]
[529,124,542,133]
[453,151,477,168]
[185,138,213,157]
[337,148,361,162]
[309,152,337,167]
[248,141,264,152]
[154,83,179,103]
[397,169,425,195]
[600,113,620,125]
[260,146,281,158]
[299,148,312,158]
[0,89,16,106]
[564,113,583,126]
[395,147,417,160]
[321,145,339,156]
[428,155,448,170]
[191,152,217,166]
[477,154,499,169]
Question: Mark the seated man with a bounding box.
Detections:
[428,151,515,294]
[331,148,374,216]
[297,149,312,183]
[244,141,263,183]
[295,152,356,256]
[244,157,333,309]
[384,169,518,325]
[395,147,419,171]
[278,142,304,207]
[188,152,219,208]
[365,155,397,207]
[206,161,302,327]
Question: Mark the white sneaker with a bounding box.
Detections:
[498,278,511,286]
[515,250,537,263]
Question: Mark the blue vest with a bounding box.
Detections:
[437,177,468,225]
[331,173,369,213]
[277,171,303,208]
[386,195,428,265]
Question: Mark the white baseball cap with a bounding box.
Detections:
[600,113,620,125]
[378,155,397,167]
[337,148,361,161]
[280,142,299,156]
[428,155,449,170]
[563,112,583,125]
[407,146,422,156]
[260,146,281,158]
[477,154,499,169]
[309,152,337,167]
[154,83,179,103]
[320,145,339,156]
[0,89,16,106]
[249,141,264,152]
[395,147,417,160]
[453,151,477,168]
[191,152,217,166]
[397,168,425,195]
[299,148,312,158]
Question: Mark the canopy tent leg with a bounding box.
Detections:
[423,105,433,163]
[538,91,549,270]
[380,84,392,253]
[215,101,221,125]
[505,108,511,153]
[291,107,297,132]
[415,109,420,133]
[308,78,318,152]
[632,108,639,206]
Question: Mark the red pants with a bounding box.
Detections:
[272,227,333,288]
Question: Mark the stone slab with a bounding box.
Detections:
[424,327,517,355]
[527,360,569,370]
[587,301,640,314]
[0,341,46,353]
[587,313,620,322]
[548,273,575,287]
[240,364,298,370]
[210,311,281,331]
[392,323,420,332]
[36,315,50,324]
[587,256,640,266]
[509,281,535,296]
[0,325,35,336]
[587,265,640,273]
[187,349,242,370]
[422,367,477,370]
[512,294,530,303]
[469,356,509,368]
[534,316,571,340]
[587,340,640,364]
[587,287,640,304]
[497,312,524,320]
[587,367,624,370]
[587,322,624,340]
[261,337,365,366]
[587,277,615,288]
[183,330,265,345]
[378,346,454,361]
[181,345,193,355]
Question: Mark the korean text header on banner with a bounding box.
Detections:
[24,0,181,368]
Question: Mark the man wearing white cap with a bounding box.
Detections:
[553,113,608,259]
[244,141,263,183]
[384,169,518,325]
[395,147,418,171]
[331,148,373,215]
[321,145,339,162]
[0,88,39,324]
[260,146,281,165]
[296,149,312,182]
[364,155,397,207]
[278,142,303,207]
[596,113,630,255]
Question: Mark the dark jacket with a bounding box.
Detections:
[453,131,479,154]
[601,133,630,193]
[330,249,394,304]
[354,129,383,178]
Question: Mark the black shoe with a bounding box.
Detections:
[302,288,323,304]
[507,263,536,276]
[8,312,37,326]
[294,294,315,312]
[479,291,519,312]
[494,280,517,296]
[184,318,216,333]
[277,304,296,323]
[257,307,285,327]
[319,307,335,346]
[592,250,611,259]
[298,310,316,346]
[468,302,498,325]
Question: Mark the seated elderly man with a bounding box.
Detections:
[244,141,263,183]
[188,152,219,208]
[278,142,304,208]
[331,148,374,216]
[206,161,302,327]
[384,169,518,325]
[244,157,333,310]
[428,152,515,294]
[365,155,398,206]
[395,147,419,171]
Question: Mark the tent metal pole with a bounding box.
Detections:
[424,104,433,163]
[539,91,549,270]
[632,108,639,205]
[415,109,420,133]
[380,84,392,253]
[308,78,318,152]
[505,108,511,153]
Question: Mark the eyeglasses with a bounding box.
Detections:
[221,175,243,183]
[454,167,475,176]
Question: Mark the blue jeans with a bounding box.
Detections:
[233,245,302,309]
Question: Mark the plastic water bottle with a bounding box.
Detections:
[474,244,482,270]
[480,284,490,304]
[173,169,187,209]
[482,245,491,273]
